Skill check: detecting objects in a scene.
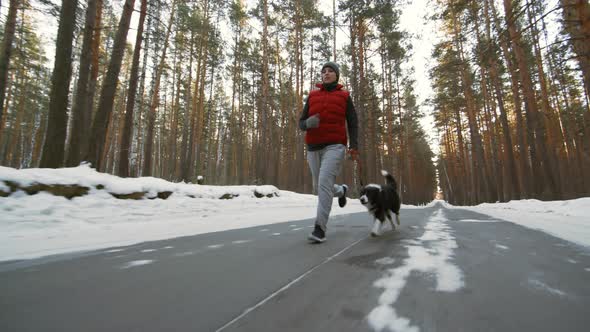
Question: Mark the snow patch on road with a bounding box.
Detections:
[495,244,509,250]
[527,278,568,297]
[232,240,251,244]
[120,260,154,269]
[455,218,501,223]
[375,257,396,265]
[368,209,463,332]
[103,249,125,253]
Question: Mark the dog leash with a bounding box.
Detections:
[352,152,364,189]
[356,159,364,187]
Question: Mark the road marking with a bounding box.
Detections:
[215,237,365,332]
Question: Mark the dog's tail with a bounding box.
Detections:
[381,170,398,188]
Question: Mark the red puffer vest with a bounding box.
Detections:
[305,83,349,145]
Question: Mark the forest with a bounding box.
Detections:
[0,0,588,206]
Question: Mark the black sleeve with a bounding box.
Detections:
[346,96,358,149]
[299,98,310,131]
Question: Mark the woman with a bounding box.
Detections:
[299,61,359,243]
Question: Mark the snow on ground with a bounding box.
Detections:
[1,165,589,262]
[0,165,365,261]
[368,209,463,332]
[443,199,590,248]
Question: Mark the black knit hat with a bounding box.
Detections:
[321,61,340,81]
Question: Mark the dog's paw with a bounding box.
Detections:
[371,220,383,237]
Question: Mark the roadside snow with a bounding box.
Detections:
[444,199,590,248]
[1,165,589,262]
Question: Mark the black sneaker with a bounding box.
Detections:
[338,184,348,208]
[308,225,326,243]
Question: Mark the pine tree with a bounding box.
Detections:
[40,0,78,168]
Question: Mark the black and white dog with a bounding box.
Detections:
[359,170,401,237]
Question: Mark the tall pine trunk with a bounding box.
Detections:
[482,0,520,199]
[0,0,20,134]
[503,0,560,199]
[452,8,490,203]
[118,0,147,177]
[66,0,98,166]
[40,0,78,168]
[87,0,136,171]
[561,0,590,99]
[142,1,175,176]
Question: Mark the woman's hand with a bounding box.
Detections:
[305,114,320,129]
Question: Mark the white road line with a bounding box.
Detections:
[215,237,366,332]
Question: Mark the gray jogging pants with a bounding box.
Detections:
[307,144,347,231]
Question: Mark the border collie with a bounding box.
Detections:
[359,170,401,237]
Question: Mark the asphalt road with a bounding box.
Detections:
[1,202,589,332]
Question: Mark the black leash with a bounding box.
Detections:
[353,154,364,190]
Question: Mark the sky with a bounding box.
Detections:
[2,164,589,331]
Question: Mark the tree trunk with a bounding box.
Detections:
[143,1,175,176]
[503,0,560,199]
[117,0,147,177]
[452,9,490,203]
[40,0,78,168]
[483,0,520,200]
[0,0,20,134]
[7,74,27,167]
[168,41,182,180]
[87,0,135,171]
[179,29,193,181]
[66,0,98,167]
[560,0,590,100]
[489,0,531,198]
[257,0,271,183]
